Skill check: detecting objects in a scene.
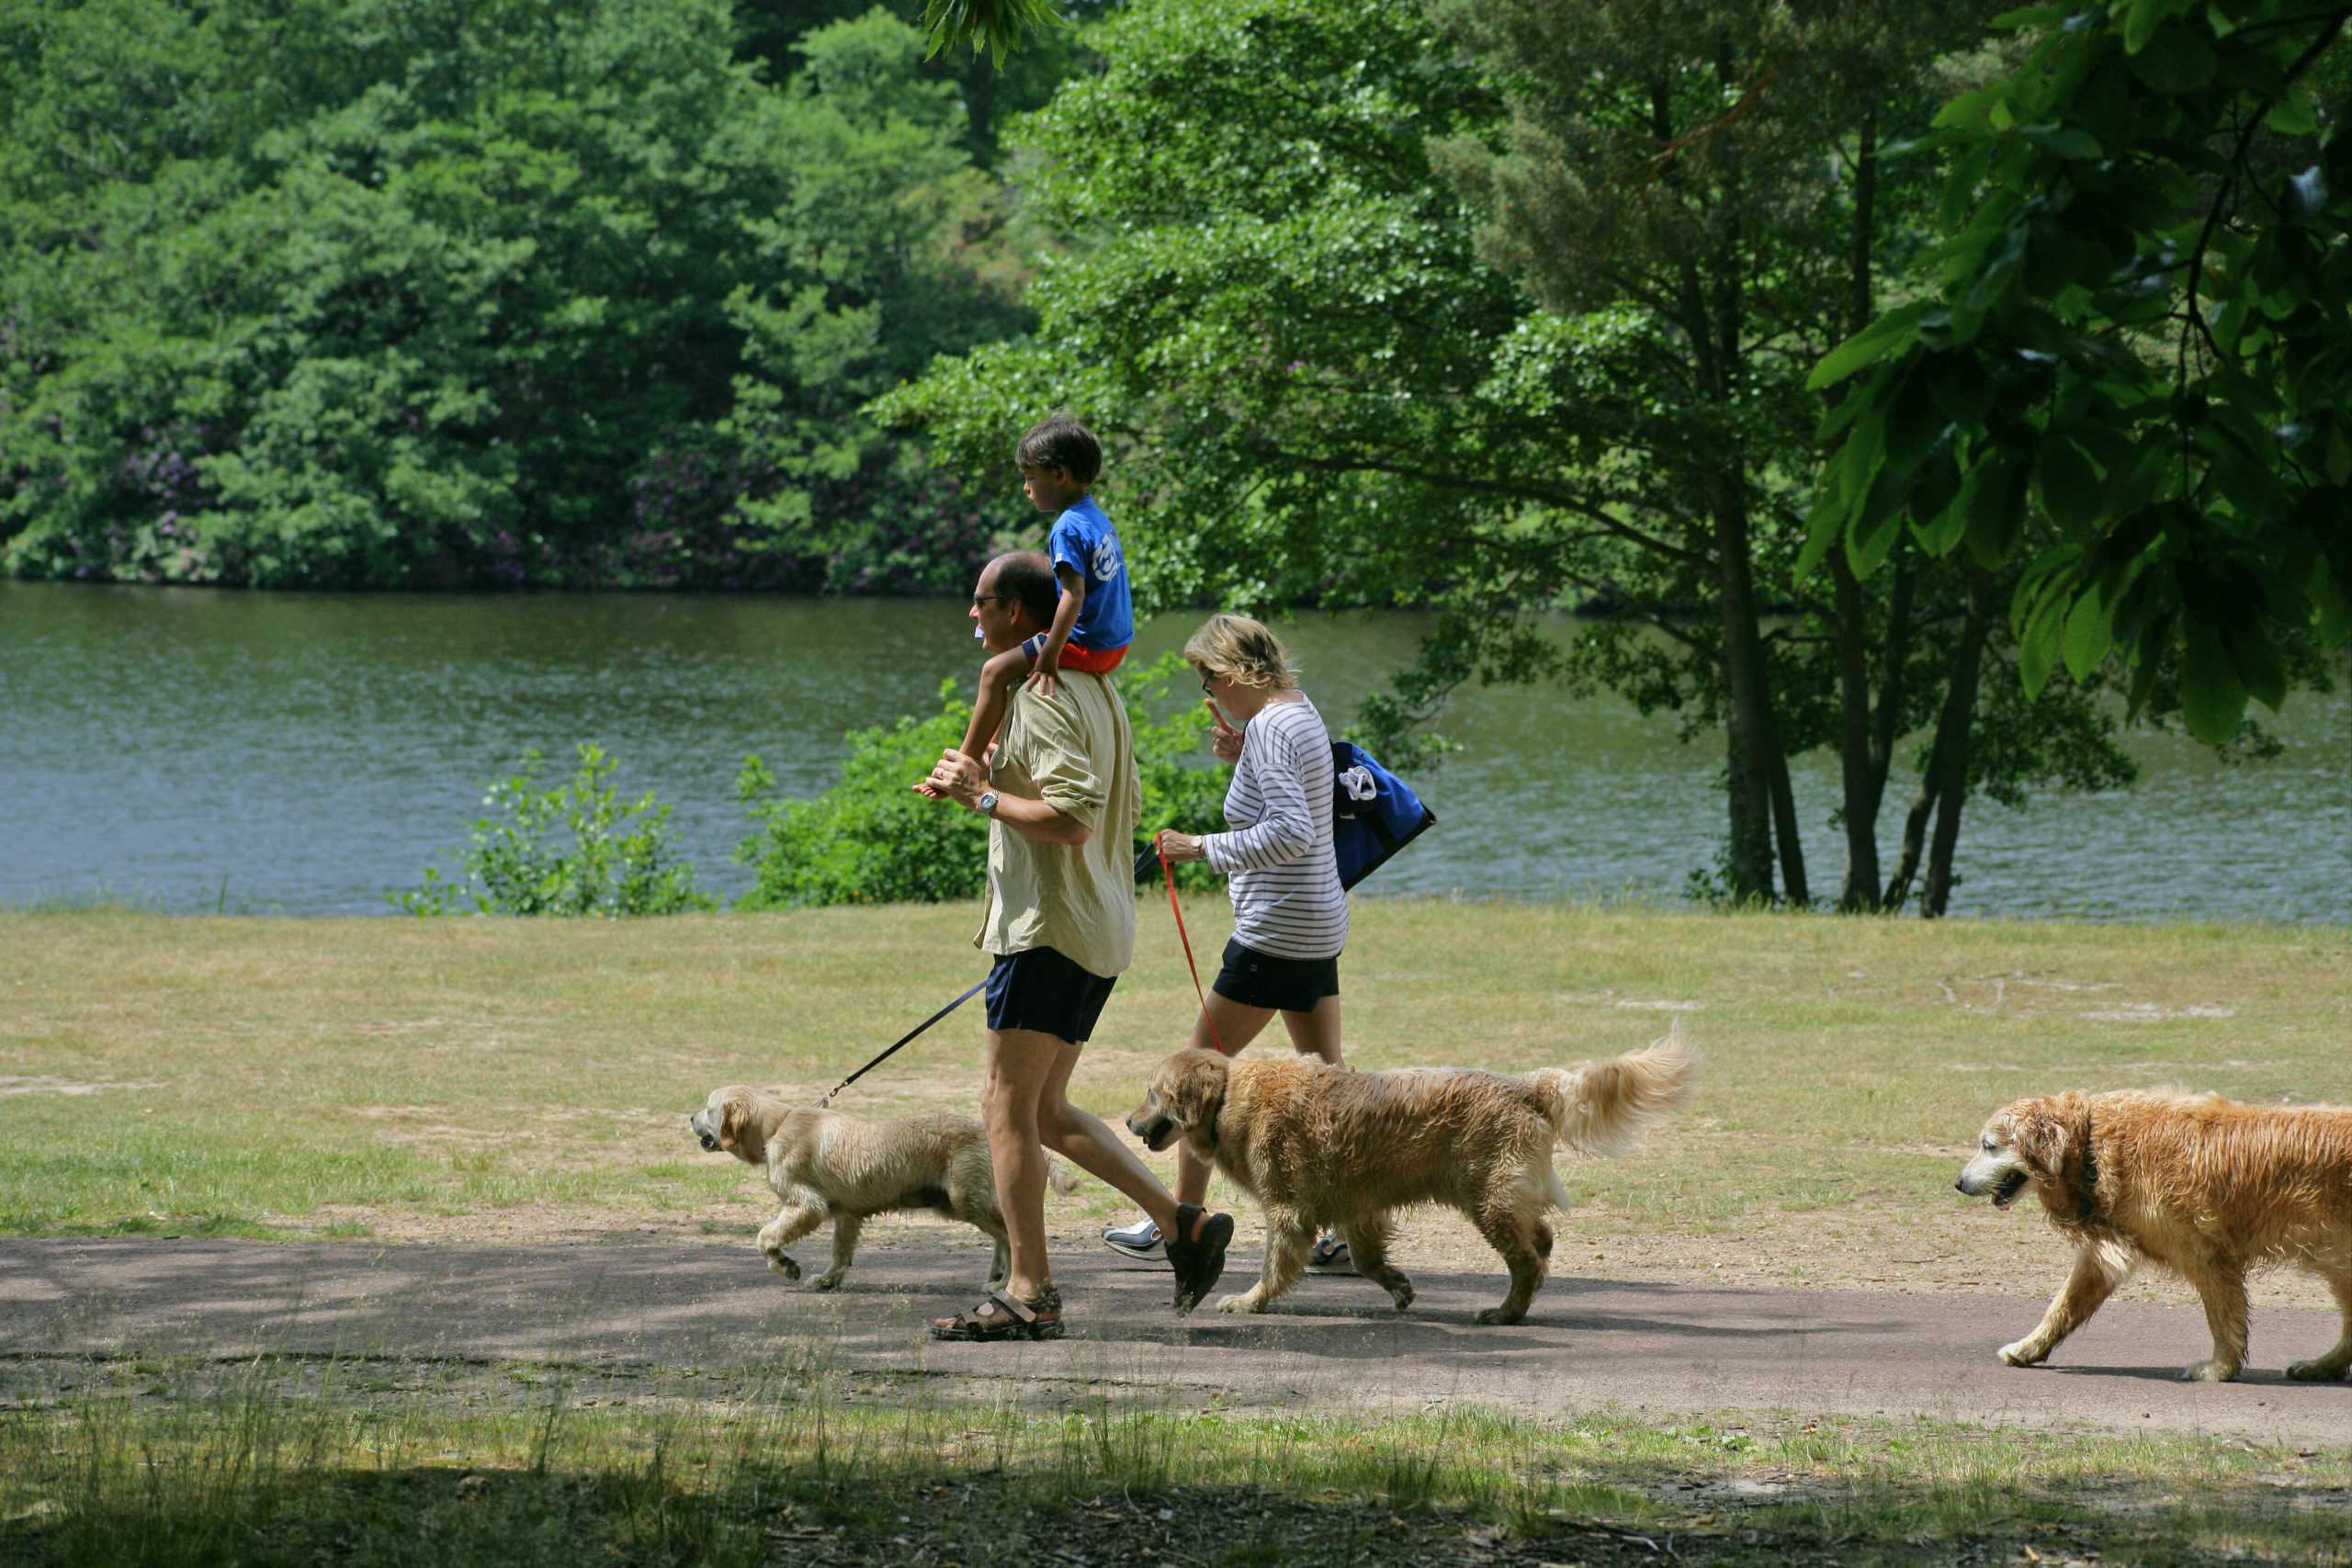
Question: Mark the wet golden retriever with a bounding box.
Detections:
[1125,1023,1699,1324]
[691,1085,1077,1291]
[1956,1089,2352,1382]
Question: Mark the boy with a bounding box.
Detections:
[951,414,1131,768]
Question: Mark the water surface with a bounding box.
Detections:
[3,582,2344,920]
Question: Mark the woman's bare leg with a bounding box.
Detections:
[1279,993,1343,1066]
[1172,993,1275,1207]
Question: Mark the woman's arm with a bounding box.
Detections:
[1200,717,1317,871]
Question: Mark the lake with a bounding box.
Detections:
[3,581,2345,921]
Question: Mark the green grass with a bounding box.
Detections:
[2,1351,2348,1566]
[1,904,2346,1257]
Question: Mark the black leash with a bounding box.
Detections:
[813,978,988,1107]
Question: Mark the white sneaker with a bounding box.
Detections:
[1306,1234,1354,1274]
[1101,1217,1164,1261]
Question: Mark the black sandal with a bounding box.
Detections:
[929,1285,1064,1342]
[1165,1203,1233,1315]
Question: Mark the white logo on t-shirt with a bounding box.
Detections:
[1091,537,1122,582]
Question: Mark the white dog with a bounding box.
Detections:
[690,1085,1077,1291]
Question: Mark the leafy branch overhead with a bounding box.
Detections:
[1806,0,2352,745]
[920,0,1060,63]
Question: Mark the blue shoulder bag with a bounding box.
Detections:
[1328,740,1435,889]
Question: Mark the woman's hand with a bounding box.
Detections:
[1204,700,1243,764]
[1157,829,1208,864]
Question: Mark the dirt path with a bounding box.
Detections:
[5,1237,2346,1448]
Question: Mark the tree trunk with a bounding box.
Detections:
[1764,704,1810,907]
[1828,102,1890,913]
[1828,548,1883,909]
[1922,563,1996,919]
[1708,465,1781,904]
[1885,563,1993,914]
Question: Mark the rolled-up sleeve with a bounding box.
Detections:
[1017,697,1106,829]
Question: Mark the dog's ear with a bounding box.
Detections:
[717,1089,751,1154]
[1162,1049,1228,1131]
[2008,1093,2092,1184]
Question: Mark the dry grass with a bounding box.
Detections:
[2,903,2346,1303]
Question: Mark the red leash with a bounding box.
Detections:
[1158,832,1229,1055]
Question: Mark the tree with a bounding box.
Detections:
[881,0,2117,911]
[1805,0,2352,749]
[0,0,1030,589]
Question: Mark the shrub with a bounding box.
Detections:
[735,657,1233,908]
[396,744,713,916]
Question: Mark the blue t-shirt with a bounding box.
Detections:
[1047,497,1133,652]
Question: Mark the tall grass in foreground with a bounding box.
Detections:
[3,1353,2348,1565]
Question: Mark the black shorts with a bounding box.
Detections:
[984,945,1117,1043]
[1211,938,1340,1015]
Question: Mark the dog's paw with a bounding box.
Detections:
[1388,1285,1415,1314]
[2181,1359,2239,1382]
[809,1269,846,1292]
[765,1254,802,1282]
[1997,1339,2047,1367]
[1216,1292,1266,1314]
[2286,1357,2351,1382]
[1474,1305,1526,1326]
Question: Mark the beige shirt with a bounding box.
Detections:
[974,669,1141,979]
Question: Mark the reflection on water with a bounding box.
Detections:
[3,581,2346,920]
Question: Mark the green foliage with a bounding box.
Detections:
[0,0,1034,590]
[1806,0,2352,744]
[734,679,992,907]
[735,658,1233,907]
[918,0,1061,64]
[396,744,712,916]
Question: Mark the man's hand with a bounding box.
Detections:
[1205,701,1243,764]
[924,748,988,810]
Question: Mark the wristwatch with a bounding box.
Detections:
[975,790,1001,818]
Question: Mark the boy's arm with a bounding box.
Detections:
[1027,565,1087,693]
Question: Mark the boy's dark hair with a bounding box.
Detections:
[1014,413,1102,488]
[992,550,1060,627]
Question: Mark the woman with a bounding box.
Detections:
[1102,614,1353,1274]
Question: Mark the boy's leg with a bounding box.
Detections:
[953,644,1035,764]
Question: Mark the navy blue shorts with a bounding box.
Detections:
[1212,938,1340,1014]
[984,945,1117,1043]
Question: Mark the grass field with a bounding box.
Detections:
[2,902,2345,1292]
[6,903,2350,1564]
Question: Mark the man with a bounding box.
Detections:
[920,549,1232,1340]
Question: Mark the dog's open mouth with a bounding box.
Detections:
[696,1133,719,1151]
[1127,1114,1177,1153]
[1990,1169,2030,1209]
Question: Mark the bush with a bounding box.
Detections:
[735,657,1233,908]
[395,744,713,916]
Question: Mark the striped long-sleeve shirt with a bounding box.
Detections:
[1202,694,1348,961]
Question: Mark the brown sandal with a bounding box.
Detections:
[929,1285,1064,1341]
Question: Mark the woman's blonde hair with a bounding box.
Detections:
[1183,613,1297,691]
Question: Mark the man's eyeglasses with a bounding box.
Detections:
[970,594,1013,609]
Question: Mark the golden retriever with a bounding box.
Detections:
[1957,1089,2352,1382]
[691,1085,1077,1291]
[1124,1023,1699,1324]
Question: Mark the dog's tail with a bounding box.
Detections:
[1046,1156,1083,1198]
[1527,1018,1701,1160]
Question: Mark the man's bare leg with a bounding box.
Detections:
[989,1026,1205,1300]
